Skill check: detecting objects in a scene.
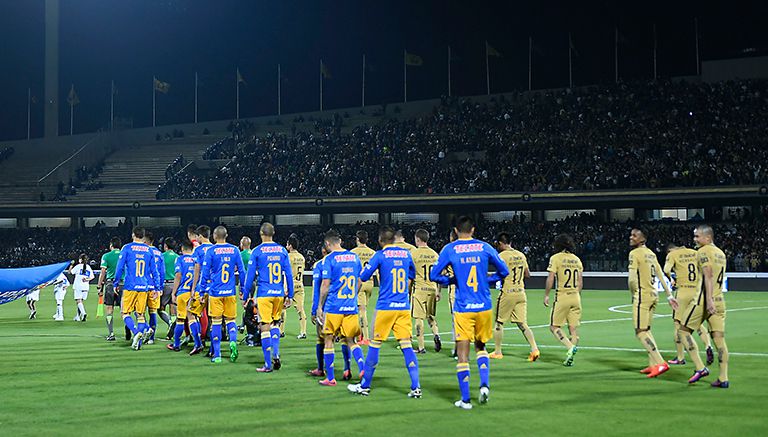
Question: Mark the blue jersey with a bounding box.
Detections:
[151,246,165,292]
[200,243,245,298]
[114,242,158,292]
[192,243,213,294]
[174,254,196,295]
[431,238,509,313]
[321,250,362,315]
[310,258,325,316]
[360,246,415,311]
[243,242,294,300]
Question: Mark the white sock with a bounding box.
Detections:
[56,301,63,317]
[77,302,86,316]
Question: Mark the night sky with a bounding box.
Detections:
[0,0,765,141]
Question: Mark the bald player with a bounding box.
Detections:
[411,229,442,353]
[628,228,678,378]
[680,225,730,388]
[351,230,376,345]
[664,243,714,366]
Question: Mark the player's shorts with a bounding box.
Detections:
[357,280,374,306]
[672,287,698,323]
[323,313,360,338]
[496,290,527,324]
[550,291,581,327]
[632,293,658,331]
[54,288,67,301]
[73,288,89,301]
[26,289,40,302]
[122,290,148,315]
[373,309,412,341]
[257,296,284,324]
[454,310,493,343]
[103,281,121,306]
[147,292,161,311]
[683,296,726,333]
[411,286,437,320]
[292,289,305,315]
[208,295,238,320]
[161,282,174,308]
[188,293,206,317]
[176,292,190,319]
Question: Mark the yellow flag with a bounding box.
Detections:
[153,77,171,93]
[405,51,424,66]
[486,42,503,57]
[237,68,246,84]
[320,61,331,79]
[67,84,80,106]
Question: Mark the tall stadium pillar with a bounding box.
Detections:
[378,213,390,225]
[44,0,60,138]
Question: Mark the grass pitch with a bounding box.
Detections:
[1,286,766,436]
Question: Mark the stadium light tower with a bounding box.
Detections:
[44,0,60,138]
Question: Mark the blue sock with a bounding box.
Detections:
[190,321,202,348]
[149,313,157,338]
[261,332,272,368]
[226,321,237,343]
[315,343,324,370]
[477,351,490,388]
[401,343,421,390]
[270,327,281,358]
[211,324,222,358]
[173,323,184,348]
[123,315,138,335]
[457,363,471,402]
[324,348,335,381]
[341,344,351,371]
[361,342,381,389]
[138,321,147,334]
[351,344,365,373]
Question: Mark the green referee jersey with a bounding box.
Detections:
[163,250,179,281]
[100,249,121,280]
[240,249,252,268]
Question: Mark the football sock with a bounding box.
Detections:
[713,336,729,381]
[211,323,222,358]
[148,313,157,338]
[315,342,324,370]
[226,321,238,343]
[270,327,281,358]
[77,302,86,317]
[324,348,335,381]
[428,318,440,337]
[552,327,574,349]
[415,319,425,350]
[106,314,114,335]
[681,331,705,368]
[400,340,420,390]
[637,331,664,365]
[493,324,504,354]
[350,344,365,373]
[158,310,171,327]
[173,321,185,348]
[190,320,202,348]
[456,363,471,403]
[477,350,490,388]
[261,332,272,368]
[341,344,351,371]
[699,327,713,350]
[520,323,538,351]
[361,341,381,389]
[674,328,685,360]
[123,315,138,335]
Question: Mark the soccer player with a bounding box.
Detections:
[52,266,71,321]
[114,226,158,350]
[445,229,459,359]
[97,237,122,340]
[26,286,40,319]
[628,228,678,378]
[490,232,539,361]
[680,225,730,388]
[430,216,509,410]
[188,225,214,355]
[243,222,294,373]
[287,235,308,339]
[351,230,376,345]
[308,245,329,377]
[199,226,245,363]
[316,230,363,387]
[168,240,196,351]
[664,243,714,366]
[543,234,583,367]
[411,228,442,354]
[394,229,417,252]
[161,238,179,339]
[144,230,167,344]
[187,224,199,247]
[348,226,420,397]
[70,254,94,322]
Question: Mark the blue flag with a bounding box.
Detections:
[0,262,70,305]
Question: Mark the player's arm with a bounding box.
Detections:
[242,258,256,304]
[523,255,531,279]
[663,254,674,284]
[235,252,246,290]
[317,278,331,321]
[97,267,107,296]
[360,252,379,283]
[699,251,717,314]
[486,244,510,283]
[577,260,584,293]
[543,256,555,307]
[628,252,638,295]
[656,259,677,309]
[429,249,452,286]
[114,251,125,291]
[282,253,294,300]
[171,271,181,304]
[310,260,324,319]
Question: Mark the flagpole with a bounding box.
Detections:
[447,45,452,97]
[27,88,31,140]
[110,80,115,130]
[362,54,366,107]
[615,27,619,83]
[70,88,74,136]
[194,72,198,124]
[485,40,490,95]
[528,37,532,91]
[277,64,282,116]
[236,69,240,120]
[319,59,323,112]
[694,18,700,75]
[403,49,407,103]
[653,24,658,79]
[568,33,573,88]
[152,76,156,127]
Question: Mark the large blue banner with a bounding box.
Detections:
[0,262,71,305]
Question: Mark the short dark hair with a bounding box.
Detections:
[132,226,145,239]
[79,253,88,263]
[324,229,341,244]
[379,226,396,245]
[415,228,429,243]
[164,237,176,251]
[455,216,475,234]
[196,225,211,239]
[356,230,368,245]
[260,222,275,237]
[109,237,122,249]
[287,234,299,250]
[449,229,458,242]
[145,229,154,243]
[394,229,404,239]
[496,232,511,245]
[181,240,194,251]
[186,224,198,235]
[554,234,576,253]
[632,227,648,241]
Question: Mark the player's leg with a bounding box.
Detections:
[491,322,505,358]
[516,322,540,361]
[710,331,729,387]
[269,298,284,368]
[295,290,307,339]
[490,292,509,358]
[256,298,275,372]
[670,320,686,364]
[412,292,427,353]
[393,311,420,395]
[209,314,223,364]
[357,283,370,344]
[224,297,239,362]
[426,291,441,352]
[320,332,337,385]
[308,319,325,376]
[550,299,575,365]
[698,326,714,365]
[474,310,492,403]
[452,312,474,409]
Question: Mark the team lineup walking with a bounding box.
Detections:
[79,216,732,409]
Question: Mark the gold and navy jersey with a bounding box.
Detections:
[628,246,663,296]
[697,244,727,299]
[499,249,528,291]
[412,245,439,289]
[663,247,698,291]
[547,251,583,294]
[289,251,305,289]
[393,241,417,252]
[351,245,376,281]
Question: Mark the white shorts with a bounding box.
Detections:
[73,289,89,301]
[26,290,40,302]
[54,289,67,301]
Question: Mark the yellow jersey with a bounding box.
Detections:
[411,245,439,290]
[628,246,665,297]
[351,245,376,282]
[499,248,528,291]
[663,247,699,291]
[288,251,305,290]
[393,241,417,252]
[547,251,583,294]
[697,243,727,300]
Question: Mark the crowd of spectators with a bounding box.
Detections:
[165,154,186,180]
[0,146,14,163]
[156,79,768,200]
